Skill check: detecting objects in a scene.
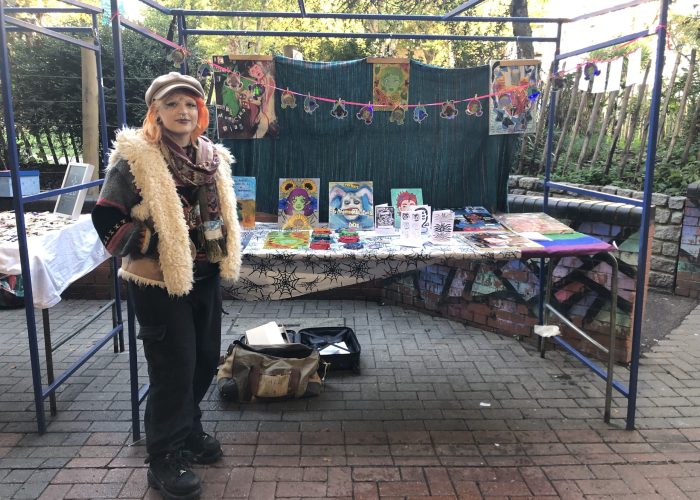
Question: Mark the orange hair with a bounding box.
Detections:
[141,91,209,145]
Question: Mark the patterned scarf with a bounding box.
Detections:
[160,134,228,263]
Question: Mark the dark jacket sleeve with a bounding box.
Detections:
[91,161,158,257]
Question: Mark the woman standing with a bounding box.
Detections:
[92,72,241,500]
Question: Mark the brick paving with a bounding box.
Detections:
[0,298,699,499]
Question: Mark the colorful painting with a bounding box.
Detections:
[262,230,311,250]
[459,232,542,252]
[213,55,279,139]
[278,178,319,230]
[372,62,410,111]
[496,212,574,235]
[453,206,505,232]
[233,176,256,229]
[329,181,374,231]
[489,59,540,135]
[390,188,423,228]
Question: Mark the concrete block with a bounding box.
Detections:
[668,196,686,210]
[654,225,682,241]
[654,207,671,224]
[652,193,669,206]
[661,241,680,257]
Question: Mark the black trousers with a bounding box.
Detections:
[129,274,222,458]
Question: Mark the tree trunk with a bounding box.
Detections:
[552,69,582,170]
[664,49,696,164]
[18,128,33,159]
[563,88,590,172]
[590,90,619,168]
[576,92,603,170]
[68,131,80,163]
[681,96,700,165]
[618,63,650,177]
[634,108,650,177]
[509,0,534,59]
[57,130,69,164]
[43,126,59,165]
[531,65,552,170]
[31,129,49,163]
[657,50,682,143]
[604,85,632,175]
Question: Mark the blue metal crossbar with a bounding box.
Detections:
[297,0,306,17]
[546,182,644,207]
[442,0,488,20]
[567,0,657,23]
[556,29,651,61]
[4,16,98,51]
[22,180,104,203]
[6,26,93,33]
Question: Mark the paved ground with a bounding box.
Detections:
[0,296,700,499]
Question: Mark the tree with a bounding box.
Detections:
[509,0,534,59]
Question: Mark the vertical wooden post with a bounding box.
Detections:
[81,40,99,195]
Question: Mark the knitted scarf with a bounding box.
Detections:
[160,134,228,263]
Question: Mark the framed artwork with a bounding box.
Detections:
[213,55,279,139]
[278,178,319,230]
[54,162,95,219]
[489,59,540,135]
[390,188,423,228]
[233,176,256,229]
[329,181,374,231]
[370,59,410,111]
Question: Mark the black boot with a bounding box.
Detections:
[147,451,202,500]
[182,432,223,465]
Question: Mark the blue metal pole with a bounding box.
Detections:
[177,13,187,75]
[626,0,669,430]
[110,0,127,127]
[0,0,46,434]
[539,22,562,327]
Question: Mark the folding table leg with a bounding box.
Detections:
[41,308,57,416]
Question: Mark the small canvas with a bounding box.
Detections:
[398,209,422,246]
[263,230,311,250]
[390,188,423,227]
[374,205,396,235]
[328,181,374,230]
[278,178,319,230]
[430,210,455,243]
[233,176,256,229]
[54,162,95,219]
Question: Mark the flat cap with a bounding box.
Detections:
[145,72,205,104]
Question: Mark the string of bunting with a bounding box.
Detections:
[117,13,666,123]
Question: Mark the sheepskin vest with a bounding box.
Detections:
[108,128,241,296]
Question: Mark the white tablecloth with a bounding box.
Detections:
[0,213,110,309]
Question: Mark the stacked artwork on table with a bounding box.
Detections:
[496,212,574,234]
[453,206,505,232]
[278,178,319,230]
[328,181,374,230]
[489,59,540,135]
[233,176,256,229]
[213,55,279,139]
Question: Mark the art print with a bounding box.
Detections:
[278,178,319,230]
[233,176,256,229]
[262,230,311,250]
[372,62,410,111]
[496,212,574,235]
[390,188,423,228]
[213,55,279,139]
[489,59,540,135]
[329,181,374,231]
[398,209,422,246]
[412,205,431,233]
[374,205,396,235]
[430,210,455,243]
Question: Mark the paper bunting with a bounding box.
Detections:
[167,48,186,67]
[413,104,428,124]
[330,98,348,119]
[196,63,211,79]
[465,96,483,117]
[583,62,601,81]
[389,105,406,125]
[440,100,458,119]
[281,89,297,109]
[303,93,319,114]
[356,103,374,125]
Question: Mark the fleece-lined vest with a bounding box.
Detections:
[107,128,241,296]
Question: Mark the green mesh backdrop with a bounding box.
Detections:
[222,56,517,220]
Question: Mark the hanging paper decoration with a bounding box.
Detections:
[440,100,458,119]
[167,48,186,67]
[303,93,319,114]
[196,63,211,79]
[212,55,279,140]
[553,70,566,90]
[489,59,540,135]
[372,61,410,111]
[465,96,483,117]
[527,84,540,101]
[583,62,601,81]
[356,103,374,125]
[330,98,348,119]
[389,105,406,125]
[281,88,297,109]
[413,103,428,124]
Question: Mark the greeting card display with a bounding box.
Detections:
[398,209,422,246]
[329,181,374,230]
[412,205,431,233]
[390,188,423,227]
[430,210,455,243]
[278,178,319,230]
[233,176,256,229]
[374,205,396,235]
